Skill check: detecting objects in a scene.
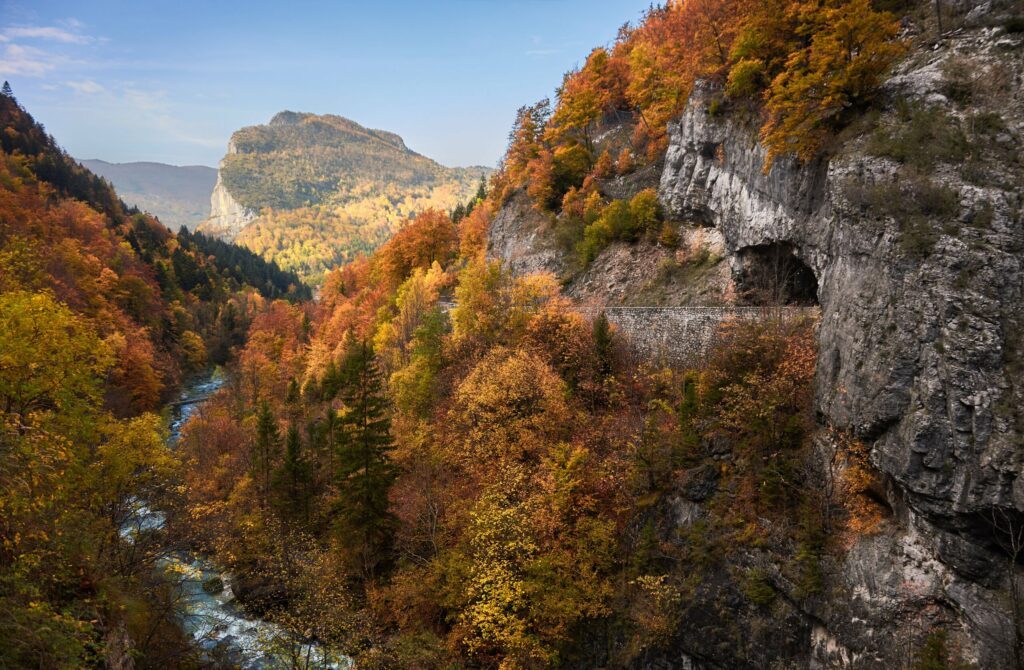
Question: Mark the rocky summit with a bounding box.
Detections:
[200,111,490,283]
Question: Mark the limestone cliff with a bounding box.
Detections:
[488,4,1024,666]
[659,17,1024,667]
[653,59,1022,665]
[204,140,257,240]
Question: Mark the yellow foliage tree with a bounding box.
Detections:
[760,0,903,166]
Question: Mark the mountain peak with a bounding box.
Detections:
[258,110,408,153]
[201,111,491,283]
[268,110,309,126]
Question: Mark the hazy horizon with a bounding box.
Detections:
[0,0,653,169]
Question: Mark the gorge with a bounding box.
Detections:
[2,0,1023,668]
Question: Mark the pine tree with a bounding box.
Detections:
[272,424,312,523]
[320,359,342,400]
[253,400,280,502]
[321,409,337,475]
[593,311,614,378]
[677,372,701,463]
[333,340,397,577]
[451,202,466,223]
[1,81,13,100]
[474,175,488,202]
[286,378,300,404]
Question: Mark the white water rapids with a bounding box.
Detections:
[120,371,347,669]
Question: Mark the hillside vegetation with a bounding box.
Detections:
[0,86,308,668]
[490,0,906,276]
[178,198,843,668]
[202,111,491,283]
[167,0,1024,667]
[3,0,1022,665]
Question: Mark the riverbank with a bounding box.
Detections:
[126,369,345,669]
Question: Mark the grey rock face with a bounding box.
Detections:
[486,190,566,277]
[598,159,664,201]
[202,138,256,241]
[657,27,1024,666]
[659,61,1023,529]
[204,167,256,241]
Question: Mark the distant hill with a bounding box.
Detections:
[199,111,492,284]
[80,159,217,230]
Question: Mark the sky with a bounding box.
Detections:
[0,0,654,168]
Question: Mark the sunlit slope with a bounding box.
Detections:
[202,111,491,283]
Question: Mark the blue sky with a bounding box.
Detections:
[0,1,654,168]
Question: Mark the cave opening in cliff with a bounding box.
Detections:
[974,507,1024,565]
[736,243,819,306]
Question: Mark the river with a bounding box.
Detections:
[121,370,346,669]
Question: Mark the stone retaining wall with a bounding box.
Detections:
[583,306,819,367]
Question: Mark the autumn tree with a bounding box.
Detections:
[705,316,818,525]
[505,99,551,184]
[593,148,614,179]
[0,291,175,667]
[760,0,903,165]
[616,147,634,174]
[458,203,492,259]
[725,0,802,98]
[377,209,458,288]
[593,311,614,380]
[548,47,628,152]
[454,347,572,470]
[374,263,446,375]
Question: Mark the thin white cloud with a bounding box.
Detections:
[0,20,95,77]
[526,49,558,57]
[123,87,166,112]
[67,79,104,94]
[0,43,59,76]
[3,26,92,44]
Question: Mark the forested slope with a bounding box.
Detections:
[172,0,1024,668]
[79,159,217,231]
[0,85,308,668]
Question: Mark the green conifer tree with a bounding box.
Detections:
[474,174,488,202]
[253,400,280,502]
[272,424,312,523]
[593,311,614,379]
[333,340,397,577]
[286,378,300,404]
